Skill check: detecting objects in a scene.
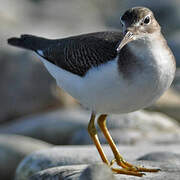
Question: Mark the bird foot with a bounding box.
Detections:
[111,167,145,176]
[110,159,160,176]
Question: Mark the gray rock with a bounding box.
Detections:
[21,161,180,180]
[138,152,180,164]
[108,111,179,132]
[148,88,180,123]
[30,165,86,180]
[70,129,142,145]
[2,0,106,45]
[1,109,180,145]
[145,131,180,145]
[29,164,115,180]
[15,144,180,180]
[0,50,63,122]
[80,164,115,180]
[0,134,52,180]
[70,110,180,145]
[112,160,180,180]
[121,160,180,180]
[3,0,179,38]
[15,146,101,180]
[0,109,88,145]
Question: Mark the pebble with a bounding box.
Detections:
[0,134,52,180]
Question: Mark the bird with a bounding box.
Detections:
[8,7,176,177]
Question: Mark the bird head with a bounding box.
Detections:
[117,7,161,52]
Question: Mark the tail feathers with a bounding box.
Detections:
[8,34,51,51]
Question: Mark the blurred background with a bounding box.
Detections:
[0,0,180,179]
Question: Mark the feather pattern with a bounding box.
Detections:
[8,31,123,76]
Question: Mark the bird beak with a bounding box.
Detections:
[117,31,134,52]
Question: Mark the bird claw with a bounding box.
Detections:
[110,159,116,166]
[109,158,160,176]
[111,167,145,177]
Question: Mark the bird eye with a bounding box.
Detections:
[143,16,151,24]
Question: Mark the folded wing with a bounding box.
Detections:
[8,31,122,76]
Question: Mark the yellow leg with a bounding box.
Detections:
[97,114,160,174]
[88,112,147,176]
[88,112,109,165]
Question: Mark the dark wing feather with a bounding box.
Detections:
[39,31,123,76]
[8,31,123,76]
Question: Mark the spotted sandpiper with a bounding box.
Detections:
[8,7,176,176]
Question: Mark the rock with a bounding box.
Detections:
[29,164,115,180]
[2,0,106,43]
[0,50,70,122]
[29,165,87,180]
[3,0,179,38]
[0,134,52,180]
[0,109,88,145]
[168,33,180,67]
[70,129,143,145]
[138,152,180,164]
[15,145,180,180]
[113,160,180,180]
[22,161,180,180]
[15,146,102,180]
[70,110,180,145]
[108,110,179,132]
[80,164,115,180]
[148,88,180,123]
[1,109,180,145]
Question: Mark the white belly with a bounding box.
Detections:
[37,51,175,114]
[77,58,174,113]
